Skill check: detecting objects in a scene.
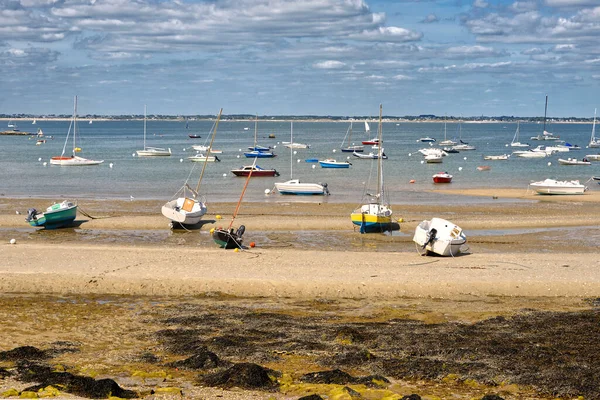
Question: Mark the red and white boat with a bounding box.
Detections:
[362,138,379,145]
[231,165,280,177]
[432,172,452,183]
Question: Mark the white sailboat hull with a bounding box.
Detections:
[161,198,207,225]
[136,147,171,157]
[50,156,104,166]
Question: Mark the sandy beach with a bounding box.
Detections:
[1,190,600,399]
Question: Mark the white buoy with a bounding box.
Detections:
[347,156,350,160]
[463,156,467,160]
[130,196,135,201]
[333,149,336,153]
[293,150,297,155]
[223,173,227,177]
[43,162,47,166]
[505,144,509,147]
[312,164,316,169]
[264,188,271,194]
[180,158,183,162]
[238,149,242,152]
[38,157,42,161]
[420,160,424,164]
[9,239,16,245]
[183,148,186,151]
[273,145,277,149]
[132,153,136,157]
[297,159,301,163]
[408,153,412,157]
[458,167,463,171]
[547,161,552,166]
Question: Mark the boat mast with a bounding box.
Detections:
[542,95,548,133]
[195,108,222,193]
[591,108,597,143]
[377,104,383,204]
[290,121,293,179]
[228,157,257,230]
[143,104,147,150]
[253,114,258,148]
[73,95,78,155]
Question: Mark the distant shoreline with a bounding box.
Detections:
[0,117,594,124]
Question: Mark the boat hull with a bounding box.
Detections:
[161,198,207,226]
[136,148,171,157]
[274,179,327,195]
[413,218,467,256]
[231,169,278,177]
[529,179,587,195]
[244,151,276,158]
[341,146,364,153]
[319,161,350,168]
[27,202,77,229]
[351,203,393,233]
[432,173,452,183]
[50,156,104,166]
[212,227,244,249]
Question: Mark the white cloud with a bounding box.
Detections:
[393,74,413,80]
[545,0,600,6]
[350,26,423,42]
[421,14,438,23]
[474,0,489,8]
[313,60,346,69]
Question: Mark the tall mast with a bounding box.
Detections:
[290,121,293,179]
[73,95,78,155]
[542,95,548,133]
[195,108,222,193]
[254,114,258,148]
[377,104,383,202]
[143,105,147,150]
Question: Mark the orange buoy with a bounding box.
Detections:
[409,179,416,184]
[249,242,256,248]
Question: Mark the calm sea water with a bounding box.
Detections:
[1,119,598,205]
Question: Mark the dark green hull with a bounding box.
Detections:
[28,204,77,229]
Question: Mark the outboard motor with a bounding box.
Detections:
[274,170,280,177]
[25,208,38,222]
[424,228,437,249]
[236,225,246,238]
[321,183,330,195]
[215,156,221,162]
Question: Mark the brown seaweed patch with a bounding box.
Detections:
[199,362,278,390]
[0,346,50,362]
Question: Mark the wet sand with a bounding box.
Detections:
[1,191,600,399]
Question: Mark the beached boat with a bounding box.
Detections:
[432,172,452,183]
[483,154,510,160]
[340,122,364,153]
[162,108,222,228]
[351,104,393,233]
[531,96,561,141]
[509,121,529,147]
[589,108,599,148]
[319,159,351,168]
[231,165,279,177]
[212,159,257,249]
[529,178,587,195]
[25,200,77,229]
[274,122,329,195]
[413,218,467,256]
[136,106,171,157]
[557,157,591,166]
[50,96,104,166]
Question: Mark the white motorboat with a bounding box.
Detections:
[188,153,220,162]
[353,150,387,159]
[557,157,591,166]
[425,154,443,163]
[529,178,587,195]
[451,143,476,151]
[413,218,467,256]
[483,154,510,160]
[418,136,436,143]
[585,154,600,161]
[515,150,547,158]
[418,148,447,157]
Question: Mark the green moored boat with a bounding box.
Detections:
[26,201,77,229]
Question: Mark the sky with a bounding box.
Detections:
[1,0,599,118]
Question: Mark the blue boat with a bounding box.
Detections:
[26,200,77,229]
[319,159,351,168]
[244,150,276,158]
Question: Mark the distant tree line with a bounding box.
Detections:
[0,113,595,123]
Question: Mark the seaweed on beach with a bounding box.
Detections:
[0,346,50,361]
[16,361,137,399]
[199,362,278,390]
[154,302,600,399]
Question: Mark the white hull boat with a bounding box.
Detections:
[137,147,171,157]
[483,154,510,160]
[558,158,591,165]
[274,179,328,195]
[529,179,587,195]
[50,155,104,166]
[585,154,600,161]
[425,154,443,163]
[515,150,547,158]
[413,218,467,256]
[188,154,219,162]
[161,196,207,226]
